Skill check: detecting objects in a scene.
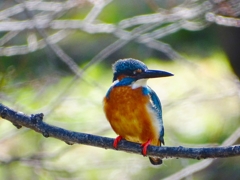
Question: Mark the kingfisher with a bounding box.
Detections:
[103,58,173,165]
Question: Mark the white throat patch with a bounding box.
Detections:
[131,79,148,89]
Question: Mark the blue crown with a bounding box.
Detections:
[112,58,148,81]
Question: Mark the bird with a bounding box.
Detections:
[103,58,173,165]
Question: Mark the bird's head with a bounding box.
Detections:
[112,58,173,83]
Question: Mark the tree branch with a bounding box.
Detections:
[0,103,240,160]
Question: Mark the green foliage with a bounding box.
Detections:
[0,0,239,178]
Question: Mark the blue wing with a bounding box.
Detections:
[142,86,165,145]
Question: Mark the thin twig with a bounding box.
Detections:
[163,127,240,180]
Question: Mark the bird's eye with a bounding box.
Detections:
[133,69,142,75]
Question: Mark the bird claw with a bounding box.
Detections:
[141,139,152,156]
[113,135,123,149]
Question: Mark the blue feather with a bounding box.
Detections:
[142,86,165,145]
[114,77,135,87]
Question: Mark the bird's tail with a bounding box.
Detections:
[149,157,162,165]
[149,139,163,165]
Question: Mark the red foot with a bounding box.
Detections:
[113,135,123,149]
[141,139,152,156]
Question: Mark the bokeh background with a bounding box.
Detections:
[0,0,240,179]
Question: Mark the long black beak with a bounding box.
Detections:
[136,69,173,79]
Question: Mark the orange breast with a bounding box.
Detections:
[103,86,160,146]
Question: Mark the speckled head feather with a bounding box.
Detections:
[112,58,148,81]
